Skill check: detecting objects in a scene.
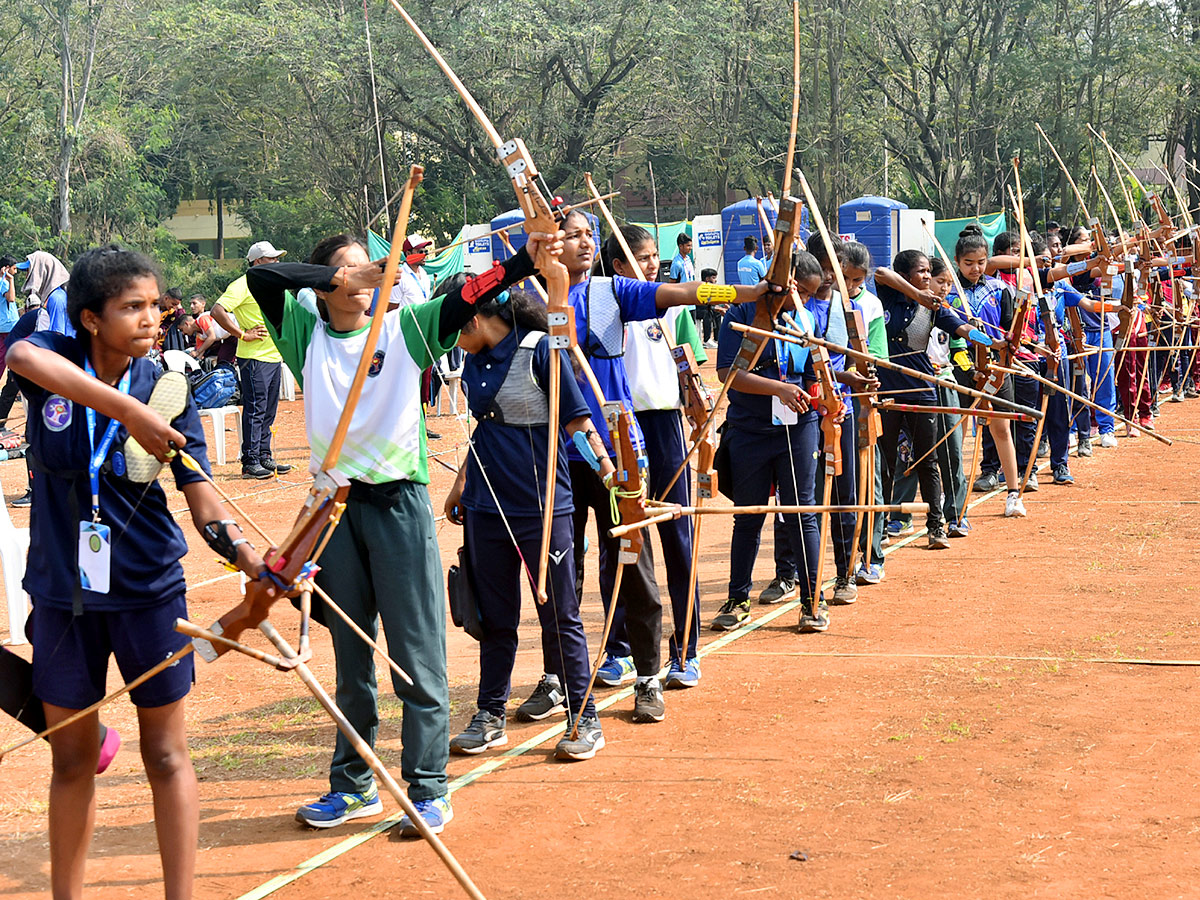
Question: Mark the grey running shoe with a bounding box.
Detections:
[798,600,830,633]
[632,680,666,723]
[758,576,798,604]
[449,709,507,755]
[515,674,566,722]
[711,599,750,631]
[830,575,858,605]
[555,715,605,761]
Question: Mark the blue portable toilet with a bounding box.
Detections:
[720,198,811,284]
[490,208,600,261]
[837,196,908,270]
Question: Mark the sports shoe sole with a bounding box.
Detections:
[514,702,565,723]
[125,371,190,482]
[554,733,606,761]
[449,733,508,755]
[596,672,635,688]
[296,798,384,829]
[798,618,829,634]
[710,616,749,632]
[830,592,858,605]
[664,673,700,689]
[632,706,666,724]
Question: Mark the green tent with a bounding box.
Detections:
[933,211,1008,260]
[368,226,468,286]
[631,220,692,264]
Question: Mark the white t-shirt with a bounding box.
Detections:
[389,263,432,308]
[624,307,687,412]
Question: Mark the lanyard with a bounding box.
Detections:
[406,266,428,300]
[83,357,131,522]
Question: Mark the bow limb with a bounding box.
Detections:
[781,0,801,195]
[1036,123,1094,223]
[573,404,647,740]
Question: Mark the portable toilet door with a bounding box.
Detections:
[837,196,908,269]
[893,209,937,258]
[690,214,724,282]
[721,198,775,285]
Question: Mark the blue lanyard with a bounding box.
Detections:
[83,358,131,522]
[406,266,428,300]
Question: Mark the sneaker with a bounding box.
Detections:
[1124,424,1138,438]
[1037,438,1049,458]
[1150,403,1161,417]
[758,576,798,605]
[885,519,914,538]
[515,674,566,721]
[948,518,971,538]
[1171,389,1185,403]
[927,527,951,550]
[632,679,665,723]
[664,656,701,689]
[297,785,384,828]
[596,653,636,687]
[96,724,121,775]
[1099,433,1118,449]
[1052,464,1074,485]
[1076,436,1093,457]
[397,794,453,838]
[711,598,750,631]
[262,458,293,474]
[1186,387,1200,399]
[798,600,830,633]
[1139,416,1154,431]
[449,709,507,755]
[554,715,605,761]
[1004,491,1027,518]
[703,339,719,349]
[973,471,1000,492]
[425,430,442,441]
[1023,471,1039,493]
[830,575,857,605]
[854,563,885,585]
[10,489,31,508]
[241,463,273,480]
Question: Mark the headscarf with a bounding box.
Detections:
[22,251,70,301]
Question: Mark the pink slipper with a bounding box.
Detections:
[96,725,121,775]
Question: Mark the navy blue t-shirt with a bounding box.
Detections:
[716,301,817,435]
[462,329,590,518]
[15,332,211,611]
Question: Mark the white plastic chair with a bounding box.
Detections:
[162,349,201,374]
[0,471,31,645]
[436,355,467,419]
[199,406,244,466]
[280,365,297,402]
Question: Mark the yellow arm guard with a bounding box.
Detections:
[695,283,738,305]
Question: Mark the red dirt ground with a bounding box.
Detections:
[3,368,1200,899]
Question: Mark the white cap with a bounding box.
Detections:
[246,240,287,262]
[403,234,432,253]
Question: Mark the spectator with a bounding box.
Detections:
[157,287,190,353]
[210,241,294,479]
[669,233,695,283]
[190,293,235,364]
[0,256,19,379]
[737,236,766,285]
[697,267,722,348]
[390,234,433,307]
[17,252,71,335]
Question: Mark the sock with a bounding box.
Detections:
[635,675,656,686]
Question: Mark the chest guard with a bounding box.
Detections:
[483,331,550,427]
[582,277,626,360]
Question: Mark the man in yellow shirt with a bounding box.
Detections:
[211,241,295,479]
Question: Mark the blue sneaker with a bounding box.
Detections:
[664,657,701,689]
[296,785,383,828]
[596,653,636,687]
[885,519,914,539]
[1052,464,1075,485]
[397,794,454,838]
[854,563,885,585]
[948,518,971,538]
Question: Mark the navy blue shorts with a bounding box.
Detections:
[30,595,194,710]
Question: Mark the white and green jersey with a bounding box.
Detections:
[270,296,456,484]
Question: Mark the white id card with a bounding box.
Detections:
[79,521,112,594]
[771,394,799,426]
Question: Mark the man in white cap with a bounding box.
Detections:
[211,240,294,479]
[389,234,433,308]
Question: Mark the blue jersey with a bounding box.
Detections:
[737,254,767,285]
[0,274,18,332]
[14,332,211,611]
[670,252,695,283]
[569,275,661,458]
[43,286,74,337]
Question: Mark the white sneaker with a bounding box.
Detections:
[1004,492,1027,518]
[1099,433,1118,449]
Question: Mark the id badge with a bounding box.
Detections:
[79,521,112,594]
[771,394,798,426]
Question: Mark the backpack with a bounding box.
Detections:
[189,366,239,409]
